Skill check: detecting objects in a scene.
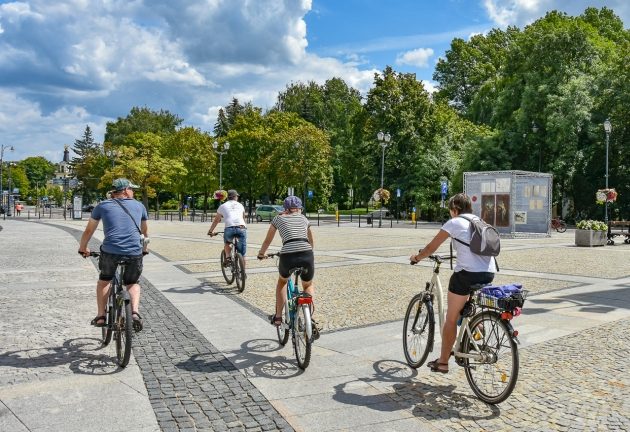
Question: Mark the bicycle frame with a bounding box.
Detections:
[424,258,497,363]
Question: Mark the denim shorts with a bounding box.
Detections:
[448,270,494,296]
[98,250,144,285]
[224,226,247,256]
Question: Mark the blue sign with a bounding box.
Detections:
[441,181,448,195]
[396,188,401,198]
[307,190,313,199]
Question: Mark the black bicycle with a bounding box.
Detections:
[212,231,246,292]
[89,252,133,368]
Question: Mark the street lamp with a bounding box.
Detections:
[106,148,119,169]
[530,122,541,171]
[7,162,15,216]
[212,140,229,190]
[377,131,391,227]
[1,144,14,214]
[603,118,612,226]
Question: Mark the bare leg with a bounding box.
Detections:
[96,280,110,316]
[126,283,141,313]
[438,291,469,370]
[275,276,288,317]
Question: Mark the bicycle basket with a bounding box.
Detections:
[474,284,528,312]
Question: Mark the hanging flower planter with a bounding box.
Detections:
[214,190,227,201]
[596,188,617,205]
[372,188,391,205]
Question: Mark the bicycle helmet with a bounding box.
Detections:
[283,195,303,210]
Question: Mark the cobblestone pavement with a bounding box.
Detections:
[12,219,630,431]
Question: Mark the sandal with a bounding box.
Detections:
[268,314,282,327]
[427,358,449,374]
[132,312,143,332]
[90,315,106,327]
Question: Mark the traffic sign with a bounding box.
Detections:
[307,190,313,199]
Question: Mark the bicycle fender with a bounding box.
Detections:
[120,290,131,302]
[503,319,520,344]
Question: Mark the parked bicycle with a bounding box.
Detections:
[404,254,526,404]
[550,217,567,233]
[211,231,246,292]
[260,252,314,370]
[88,252,133,368]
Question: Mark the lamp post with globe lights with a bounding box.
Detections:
[212,140,229,191]
[603,119,612,226]
[376,131,391,227]
[1,144,14,215]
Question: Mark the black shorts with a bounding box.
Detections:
[448,270,494,296]
[278,250,314,281]
[98,250,144,285]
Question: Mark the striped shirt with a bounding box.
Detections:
[272,213,312,254]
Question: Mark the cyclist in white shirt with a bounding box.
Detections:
[410,193,496,374]
[208,190,247,267]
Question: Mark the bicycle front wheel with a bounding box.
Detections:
[557,222,567,233]
[101,295,114,346]
[115,299,133,368]
[220,250,235,284]
[234,253,246,292]
[403,294,434,368]
[461,311,519,404]
[293,304,312,370]
[277,299,290,346]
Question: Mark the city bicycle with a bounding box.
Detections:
[404,254,526,404]
[260,252,314,370]
[550,217,567,233]
[211,231,246,292]
[88,252,133,368]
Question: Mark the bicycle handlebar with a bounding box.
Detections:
[410,250,455,265]
[258,252,280,260]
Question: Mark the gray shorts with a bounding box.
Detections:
[98,250,144,285]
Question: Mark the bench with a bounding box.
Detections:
[607,220,630,245]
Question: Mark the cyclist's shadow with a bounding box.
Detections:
[176,339,305,379]
[332,359,500,420]
[0,337,121,376]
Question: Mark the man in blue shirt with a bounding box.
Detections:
[79,178,149,331]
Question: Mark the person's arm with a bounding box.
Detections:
[141,219,149,253]
[410,229,450,263]
[207,212,222,235]
[78,218,100,256]
[258,225,277,258]
[307,226,314,248]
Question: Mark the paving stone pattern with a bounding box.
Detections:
[133,279,294,432]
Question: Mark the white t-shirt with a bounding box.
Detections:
[441,213,496,273]
[217,200,246,228]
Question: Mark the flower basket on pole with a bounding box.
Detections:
[214,190,227,202]
[595,188,617,205]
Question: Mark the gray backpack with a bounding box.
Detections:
[454,215,501,257]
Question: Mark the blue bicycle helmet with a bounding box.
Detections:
[283,195,303,210]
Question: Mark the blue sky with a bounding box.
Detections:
[0,0,628,163]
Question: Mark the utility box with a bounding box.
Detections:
[464,170,553,237]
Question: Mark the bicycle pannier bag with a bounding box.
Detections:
[454,215,501,257]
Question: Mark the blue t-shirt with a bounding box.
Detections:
[91,198,148,255]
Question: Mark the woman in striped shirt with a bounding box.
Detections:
[258,196,317,336]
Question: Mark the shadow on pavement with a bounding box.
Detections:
[164,281,241,296]
[525,287,630,315]
[0,337,120,376]
[332,359,501,421]
[176,339,304,380]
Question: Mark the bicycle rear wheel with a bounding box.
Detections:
[557,222,567,233]
[293,304,312,370]
[277,299,290,346]
[461,311,518,404]
[220,250,235,284]
[403,293,434,368]
[115,299,133,368]
[234,253,246,292]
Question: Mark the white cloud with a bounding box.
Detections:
[395,48,435,68]
[482,0,630,27]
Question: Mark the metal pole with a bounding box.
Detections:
[605,130,610,225]
[379,144,385,228]
[219,153,223,190]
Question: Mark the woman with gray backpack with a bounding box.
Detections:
[409,192,498,374]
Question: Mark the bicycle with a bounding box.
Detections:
[211,231,246,292]
[260,252,314,370]
[88,252,133,368]
[404,254,526,404]
[550,217,567,233]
